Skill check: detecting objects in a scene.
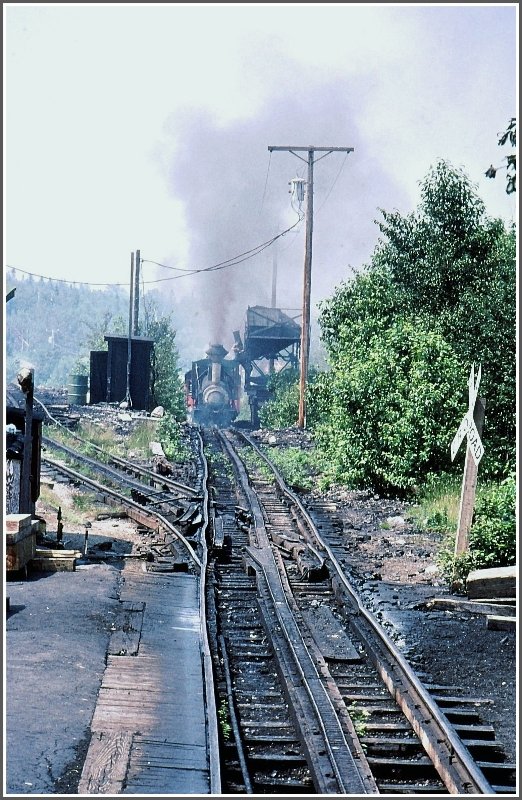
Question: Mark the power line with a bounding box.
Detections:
[5,217,303,289]
[4,267,130,288]
[316,151,350,215]
[143,218,303,277]
[259,150,272,214]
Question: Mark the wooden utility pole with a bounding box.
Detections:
[268,242,278,374]
[133,249,140,335]
[268,145,354,428]
[126,252,134,407]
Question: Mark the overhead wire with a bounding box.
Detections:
[140,217,303,283]
[315,151,349,215]
[4,267,130,288]
[5,215,303,289]
[259,150,272,215]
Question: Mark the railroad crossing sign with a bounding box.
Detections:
[450,363,484,466]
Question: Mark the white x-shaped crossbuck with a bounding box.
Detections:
[450,363,484,467]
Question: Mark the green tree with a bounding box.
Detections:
[313,318,462,494]
[486,118,516,195]
[5,273,129,386]
[141,298,186,420]
[375,161,515,474]
[316,160,515,493]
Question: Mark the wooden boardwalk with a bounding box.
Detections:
[78,565,211,794]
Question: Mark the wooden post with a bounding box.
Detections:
[454,396,486,556]
[133,249,140,335]
[18,368,34,514]
[126,253,134,406]
[269,243,278,374]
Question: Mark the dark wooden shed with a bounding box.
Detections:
[89,350,108,405]
[101,335,154,410]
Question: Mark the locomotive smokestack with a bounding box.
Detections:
[206,343,228,384]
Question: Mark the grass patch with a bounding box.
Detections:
[407,474,461,535]
[240,448,274,483]
[36,484,102,527]
[261,446,318,492]
[408,473,517,589]
[38,484,63,514]
[45,421,115,461]
[347,704,370,747]
[71,492,102,518]
[218,699,232,741]
[124,420,159,458]
[77,421,121,453]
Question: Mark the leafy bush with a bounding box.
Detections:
[261,446,317,492]
[259,367,327,430]
[468,474,516,567]
[438,474,516,584]
[141,301,186,419]
[259,382,300,428]
[313,318,463,495]
[156,413,190,463]
[317,161,515,493]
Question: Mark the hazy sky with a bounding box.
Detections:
[4,3,518,351]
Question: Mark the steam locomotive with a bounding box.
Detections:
[184,344,241,427]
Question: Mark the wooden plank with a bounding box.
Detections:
[486,615,516,632]
[77,730,132,794]
[301,605,361,661]
[467,566,516,599]
[6,532,36,571]
[5,513,32,533]
[473,597,516,605]
[30,556,75,572]
[213,516,224,548]
[428,597,516,617]
[5,525,36,546]
[35,547,83,558]
[107,602,144,656]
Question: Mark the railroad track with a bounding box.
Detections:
[41,433,204,570]
[37,420,515,794]
[39,427,223,793]
[205,424,366,794]
[203,427,516,794]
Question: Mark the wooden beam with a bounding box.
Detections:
[454,397,485,556]
[78,731,133,795]
[427,597,516,617]
[467,566,516,599]
[486,615,516,632]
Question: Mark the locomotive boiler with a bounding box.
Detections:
[184,344,241,427]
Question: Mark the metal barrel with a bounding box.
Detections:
[67,374,88,405]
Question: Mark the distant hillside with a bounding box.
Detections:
[5,273,130,387]
[5,271,325,388]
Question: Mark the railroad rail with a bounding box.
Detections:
[42,433,198,499]
[203,427,515,794]
[36,419,514,794]
[39,430,221,794]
